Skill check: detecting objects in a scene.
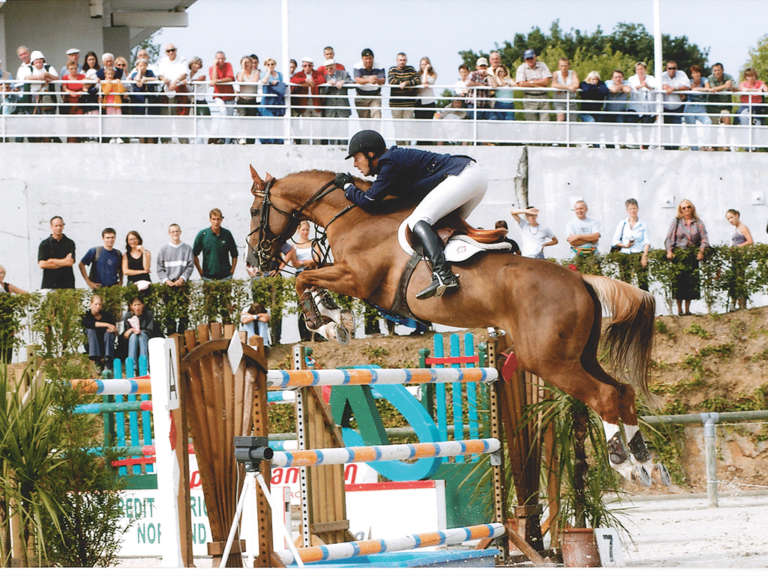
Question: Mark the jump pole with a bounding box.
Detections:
[266,366,498,389]
[276,523,506,566]
[69,377,152,395]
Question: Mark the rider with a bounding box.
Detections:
[334,130,488,299]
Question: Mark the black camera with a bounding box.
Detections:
[234,436,274,467]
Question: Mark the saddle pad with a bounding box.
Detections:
[445,235,511,263]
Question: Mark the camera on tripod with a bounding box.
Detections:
[234,436,274,469]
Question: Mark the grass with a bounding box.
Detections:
[683,323,713,340]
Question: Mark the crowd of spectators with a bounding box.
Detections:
[2,43,766,146]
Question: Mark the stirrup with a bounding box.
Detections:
[416,272,459,300]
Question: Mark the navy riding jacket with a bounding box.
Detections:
[344,147,473,210]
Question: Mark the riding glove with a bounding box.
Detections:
[334,172,353,190]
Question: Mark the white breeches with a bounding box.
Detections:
[404,161,488,229]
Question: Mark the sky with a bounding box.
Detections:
[155,0,767,86]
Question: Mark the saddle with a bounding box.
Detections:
[404,211,508,248]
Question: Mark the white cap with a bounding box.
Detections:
[30,50,45,62]
[66,48,80,55]
[302,57,313,64]
[324,58,335,67]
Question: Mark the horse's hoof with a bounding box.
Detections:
[631,465,652,487]
[335,323,350,345]
[652,463,672,486]
[340,309,355,334]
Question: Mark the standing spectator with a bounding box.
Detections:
[0,265,26,294]
[610,199,650,292]
[26,51,58,120]
[578,71,609,123]
[684,65,712,151]
[81,51,100,117]
[187,57,209,144]
[566,200,601,257]
[661,60,690,149]
[509,207,558,259]
[353,48,386,120]
[454,64,470,98]
[82,294,117,370]
[259,58,285,144]
[465,57,497,120]
[551,57,579,123]
[123,231,152,288]
[1,58,16,114]
[122,296,154,365]
[209,51,236,144]
[708,63,735,126]
[487,51,503,80]
[319,59,352,145]
[240,302,271,350]
[736,67,767,126]
[317,47,345,76]
[291,57,325,143]
[79,227,123,289]
[14,46,33,120]
[130,58,160,142]
[292,221,322,341]
[97,53,123,80]
[604,69,632,123]
[236,55,260,144]
[725,209,754,310]
[515,49,552,121]
[665,199,709,316]
[289,59,297,76]
[59,48,82,78]
[157,223,194,334]
[38,216,76,289]
[627,61,658,125]
[490,65,516,120]
[100,67,125,118]
[61,60,88,142]
[193,209,239,281]
[157,43,189,142]
[387,53,420,145]
[415,56,438,122]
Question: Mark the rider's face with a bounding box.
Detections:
[353,152,372,176]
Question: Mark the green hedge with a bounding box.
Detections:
[2,244,767,358]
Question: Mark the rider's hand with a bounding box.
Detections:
[334,172,353,189]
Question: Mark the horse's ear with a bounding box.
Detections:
[250,164,262,184]
[265,172,274,182]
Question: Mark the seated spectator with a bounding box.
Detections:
[579,71,608,123]
[604,69,632,123]
[665,199,709,316]
[684,65,712,150]
[0,264,26,294]
[491,65,516,120]
[240,302,271,350]
[725,209,754,310]
[435,98,470,145]
[611,198,650,291]
[509,207,558,259]
[737,67,767,126]
[122,296,154,365]
[83,294,117,370]
[123,230,152,288]
[494,220,521,255]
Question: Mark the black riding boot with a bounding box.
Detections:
[412,220,459,299]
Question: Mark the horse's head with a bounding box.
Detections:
[246,165,299,273]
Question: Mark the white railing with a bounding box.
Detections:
[1,80,767,150]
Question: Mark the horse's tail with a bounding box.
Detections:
[582,274,657,406]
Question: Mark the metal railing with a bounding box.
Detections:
[1,80,767,149]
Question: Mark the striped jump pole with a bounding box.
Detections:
[276,523,505,566]
[266,367,498,389]
[69,378,152,395]
[271,439,500,468]
[74,399,153,415]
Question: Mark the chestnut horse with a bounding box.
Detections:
[246,167,669,486]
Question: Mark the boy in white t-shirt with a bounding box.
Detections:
[510,207,558,259]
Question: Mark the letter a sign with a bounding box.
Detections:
[164,339,180,411]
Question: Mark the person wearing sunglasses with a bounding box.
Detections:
[660,60,690,149]
[665,199,709,316]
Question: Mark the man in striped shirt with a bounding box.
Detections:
[387,53,420,145]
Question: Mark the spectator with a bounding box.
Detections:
[187,57,209,144]
[387,53,420,145]
[259,58,285,144]
[240,302,271,350]
[435,97,470,145]
[157,223,194,334]
[130,58,160,143]
[59,47,82,78]
[0,265,26,294]
[353,48,385,120]
[79,227,123,289]
[579,71,608,123]
[415,56,438,123]
[610,198,650,291]
[665,199,709,316]
[1,58,16,113]
[725,208,754,310]
[209,51,236,144]
[291,57,324,143]
[61,60,88,142]
[494,219,521,255]
[736,67,767,126]
[131,49,158,76]
[708,62,735,126]
[123,230,152,288]
[38,216,76,289]
[490,65,516,120]
[684,65,712,151]
[100,66,125,118]
[465,57,498,121]
[566,200,600,257]
[14,46,32,120]
[509,207,558,259]
[551,57,579,123]
[289,59,297,76]
[627,61,658,125]
[319,59,352,145]
[114,56,130,108]
[82,294,117,370]
[157,43,189,142]
[81,51,100,117]
[236,55,260,144]
[292,220,322,341]
[514,49,552,121]
[454,64,470,100]
[97,53,122,80]
[604,69,632,123]
[317,46,345,76]
[122,296,154,365]
[193,208,238,281]
[26,51,58,122]
[487,51,503,80]
[661,60,690,149]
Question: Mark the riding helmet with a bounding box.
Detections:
[345,130,387,159]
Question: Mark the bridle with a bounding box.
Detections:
[246,176,357,273]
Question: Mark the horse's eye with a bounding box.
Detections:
[251,208,260,218]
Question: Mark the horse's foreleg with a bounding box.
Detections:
[603,421,652,487]
[295,263,369,300]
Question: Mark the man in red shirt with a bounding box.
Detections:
[291,57,325,144]
[209,51,235,144]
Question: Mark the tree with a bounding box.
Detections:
[130,31,162,67]
[742,34,768,81]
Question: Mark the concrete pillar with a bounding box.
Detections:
[103,26,130,60]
